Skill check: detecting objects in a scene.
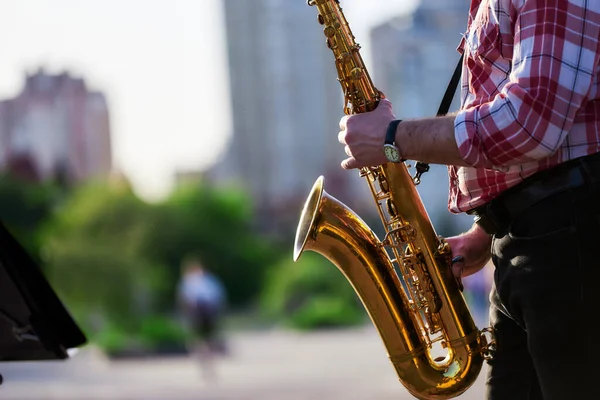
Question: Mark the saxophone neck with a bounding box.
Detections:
[310,0,383,114]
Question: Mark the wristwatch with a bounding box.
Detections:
[383,119,402,163]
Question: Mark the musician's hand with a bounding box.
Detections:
[338,99,396,170]
[445,223,492,282]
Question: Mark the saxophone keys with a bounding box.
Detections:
[350,67,364,80]
[326,37,337,50]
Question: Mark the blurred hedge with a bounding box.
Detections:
[260,252,366,330]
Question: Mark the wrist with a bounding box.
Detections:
[383,119,403,163]
[467,223,493,258]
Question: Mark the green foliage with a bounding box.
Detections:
[0,173,61,259]
[93,316,188,355]
[287,295,365,330]
[42,181,168,330]
[45,239,164,331]
[93,322,129,353]
[138,315,188,349]
[44,180,152,255]
[261,252,366,330]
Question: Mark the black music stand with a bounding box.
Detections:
[0,221,87,384]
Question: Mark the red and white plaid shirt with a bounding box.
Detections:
[449,0,600,213]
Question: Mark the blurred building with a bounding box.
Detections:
[0,68,112,185]
[210,0,373,231]
[368,0,474,236]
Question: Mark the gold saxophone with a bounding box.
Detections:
[294,1,495,399]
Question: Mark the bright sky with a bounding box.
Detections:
[0,0,417,201]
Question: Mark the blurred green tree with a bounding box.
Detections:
[42,179,167,332]
[261,252,366,330]
[0,173,61,260]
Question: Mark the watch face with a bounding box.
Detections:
[384,144,400,163]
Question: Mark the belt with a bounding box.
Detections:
[467,152,600,235]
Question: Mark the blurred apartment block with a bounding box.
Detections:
[368,0,474,235]
[0,68,112,185]
[209,0,372,231]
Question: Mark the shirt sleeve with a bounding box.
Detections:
[454,0,600,169]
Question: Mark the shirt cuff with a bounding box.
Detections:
[454,107,511,172]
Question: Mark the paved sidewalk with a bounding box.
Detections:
[0,327,486,400]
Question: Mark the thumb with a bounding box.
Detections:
[378,98,392,110]
[341,157,358,170]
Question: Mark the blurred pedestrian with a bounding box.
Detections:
[177,255,228,380]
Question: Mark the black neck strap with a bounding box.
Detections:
[414,54,463,182]
[436,54,464,117]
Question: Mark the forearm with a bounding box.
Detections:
[395,115,469,167]
[466,222,492,265]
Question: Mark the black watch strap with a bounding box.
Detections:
[385,120,402,145]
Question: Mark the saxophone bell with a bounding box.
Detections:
[294,176,488,400]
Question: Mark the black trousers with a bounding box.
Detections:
[485,176,600,399]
